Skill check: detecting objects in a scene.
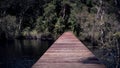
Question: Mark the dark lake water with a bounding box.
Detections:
[0,40,54,68]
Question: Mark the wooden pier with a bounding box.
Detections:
[32,32,106,68]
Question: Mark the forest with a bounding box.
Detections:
[0,0,120,68]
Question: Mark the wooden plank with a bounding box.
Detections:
[32,32,106,68]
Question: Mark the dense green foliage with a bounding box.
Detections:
[0,0,80,39]
[0,0,120,68]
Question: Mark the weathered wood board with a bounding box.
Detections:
[32,32,106,68]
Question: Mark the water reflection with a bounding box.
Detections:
[0,40,54,68]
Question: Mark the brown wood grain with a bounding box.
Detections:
[32,32,106,68]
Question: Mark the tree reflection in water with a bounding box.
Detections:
[0,39,54,68]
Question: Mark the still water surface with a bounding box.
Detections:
[0,40,54,68]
